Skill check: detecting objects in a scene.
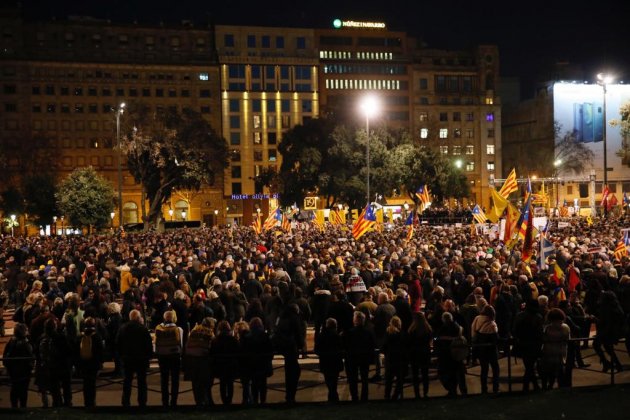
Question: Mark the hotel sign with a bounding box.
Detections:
[333,19,386,29]
[231,193,279,200]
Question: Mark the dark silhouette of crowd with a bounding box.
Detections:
[1,214,630,408]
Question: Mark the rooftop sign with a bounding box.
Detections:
[333,19,386,29]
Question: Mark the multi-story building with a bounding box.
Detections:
[315,20,412,129]
[411,45,502,207]
[0,9,223,227]
[214,25,319,223]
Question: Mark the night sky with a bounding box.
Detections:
[15,0,630,97]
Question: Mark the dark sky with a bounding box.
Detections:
[16,0,630,97]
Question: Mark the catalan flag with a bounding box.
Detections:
[282,213,292,232]
[518,178,533,240]
[521,201,535,263]
[405,210,415,241]
[252,212,263,234]
[352,204,376,240]
[415,185,431,208]
[614,230,630,260]
[329,208,344,225]
[601,184,610,209]
[499,168,518,198]
[263,207,282,231]
[471,205,488,224]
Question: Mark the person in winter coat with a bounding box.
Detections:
[512,299,544,392]
[343,311,376,402]
[382,316,406,400]
[315,318,344,402]
[540,308,571,390]
[3,323,34,408]
[184,317,214,406]
[593,290,625,373]
[242,317,274,404]
[77,317,104,407]
[471,305,500,394]
[405,312,432,399]
[211,320,240,405]
[273,303,304,403]
[155,310,184,407]
[38,318,73,408]
[117,309,153,407]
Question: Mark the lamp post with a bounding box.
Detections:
[115,102,126,228]
[10,214,16,237]
[597,73,613,216]
[61,216,64,235]
[168,208,174,222]
[181,210,187,221]
[554,158,562,215]
[52,216,57,236]
[214,209,219,225]
[110,212,115,229]
[360,95,379,205]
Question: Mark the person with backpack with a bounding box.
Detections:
[77,317,104,407]
[436,311,468,397]
[117,309,153,407]
[471,305,500,394]
[183,317,215,407]
[3,323,34,408]
[155,310,184,407]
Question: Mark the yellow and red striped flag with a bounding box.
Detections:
[282,213,292,232]
[252,212,262,235]
[499,168,518,198]
[352,205,376,240]
[263,207,281,231]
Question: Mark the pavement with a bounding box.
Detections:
[1,307,629,408]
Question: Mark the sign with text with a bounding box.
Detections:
[303,197,317,210]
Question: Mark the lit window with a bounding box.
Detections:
[486,144,495,155]
[485,97,494,104]
[466,145,474,155]
[199,73,209,81]
[454,128,461,138]
[268,149,277,162]
[440,146,448,155]
[486,112,494,122]
[419,112,428,122]
[467,129,474,138]
[420,128,428,139]
[466,161,475,172]
[439,128,448,139]
[487,161,495,171]
[453,146,461,155]
[253,115,261,129]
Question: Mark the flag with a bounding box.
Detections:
[559,206,569,217]
[567,265,581,293]
[624,192,630,206]
[601,184,610,208]
[329,208,344,225]
[313,210,325,231]
[518,178,533,241]
[552,263,565,286]
[405,210,414,241]
[282,213,292,232]
[607,194,618,211]
[499,168,518,198]
[521,196,535,262]
[415,185,431,208]
[586,215,593,226]
[352,204,376,240]
[488,188,509,223]
[503,203,520,243]
[263,207,282,231]
[614,230,629,260]
[539,235,555,270]
[472,205,488,224]
[252,212,262,235]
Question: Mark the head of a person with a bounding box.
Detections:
[387,316,402,334]
[249,317,264,332]
[129,309,142,323]
[217,320,232,335]
[481,304,496,320]
[353,310,366,327]
[441,311,454,325]
[163,310,177,324]
[13,322,28,339]
[546,308,566,324]
[83,317,96,334]
[325,317,338,331]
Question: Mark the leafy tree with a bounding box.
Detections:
[22,174,58,226]
[56,166,115,231]
[121,105,228,227]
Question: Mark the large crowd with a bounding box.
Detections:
[1,213,630,408]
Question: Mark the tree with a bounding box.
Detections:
[56,166,115,231]
[22,174,58,226]
[121,105,228,228]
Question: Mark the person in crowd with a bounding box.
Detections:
[436,311,468,397]
[77,317,104,407]
[343,311,376,402]
[117,309,153,407]
[39,318,73,407]
[315,317,344,402]
[154,310,184,407]
[212,320,239,405]
[184,317,214,407]
[273,303,304,403]
[382,316,406,400]
[592,290,625,373]
[540,308,571,390]
[242,317,274,404]
[3,323,34,408]
[405,311,432,399]
[512,299,544,392]
[471,305,500,394]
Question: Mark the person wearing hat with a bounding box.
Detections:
[77,317,104,407]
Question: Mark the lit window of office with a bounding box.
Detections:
[486,144,495,155]
[440,146,448,155]
[487,161,495,171]
[420,128,428,139]
[439,128,448,139]
[485,97,494,105]
[466,161,475,172]
[466,145,474,155]
[486,112,494,122]
[199,73,209,81]
[453,146,461,155]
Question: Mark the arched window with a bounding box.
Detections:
[175,200,189,220]
[123,202,138,224]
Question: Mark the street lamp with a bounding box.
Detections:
[597,73,613,216]
[115,102,126,228]
[52,216,57,235]
[10,214,16,237]
[168,208,174,221]
[110,211,115,229]
[61,216,64,235]
[181,210,187,221]
[554,158,562,214]
[360,95,380,205]
[214,209,219,225]
[455,159,463,169]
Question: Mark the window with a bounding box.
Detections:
[485,97,494,105]
[253,132,262,144]
[420,128,428,139]
[46,104,56,113]
[486,112,494,122]
[487,129,495,138]
[231,182,242,195]
[467,129,474,138]
[32,104,41,113]
[439,128,448,139]
[253,115,261,129]
[466,112,474,121]
[89,104,98,113]
[268,149,277,162]
[453,112,461,121]
[46,85,55,95]
[454,128,462,138]
[268,132,277,145]
[440,145,448,155]
[228,65,246,79]
[487,161,495,171]
[60,87,69,95]
[230,133,240,145]
[418,112,428,122]
[88,87,97,96]
[267,100,276,112]
[301,100,312,113]
[102,88,111,96]
[61,104,70,113]
[102,104,112,113]
[452,145,461,155]
[466,145,474,155]
[419,78,428,89]
[230,116,240,129]
[281,115,290,128]
[254,150,263,161]
[420,97,429,105]
[155,88,164,97]
[466,161,475,172]
[199,72,209,81]
[181,89,190,97]
[231,166,242,178]
[229,99,239,112]
[281,99,290,113]
[168,89,176,98]
[142,88,151,97]
[200,89,211,98]
[439,112,448,122]
[224,34,234,47]
[32,86,41,95]
[295,66,310,80]
[247,35,256,48]
[276,36,284,48]
[252,99,261,112]
[261,35,270,48]
[3,85,16,94]
[200,105,211,113]
[296,36,306,49]
[280,66,290,79]
[74,87,83,96]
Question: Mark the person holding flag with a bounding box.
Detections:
[415,185,431,211]
[404,208,416,241]
[352,204,376,240]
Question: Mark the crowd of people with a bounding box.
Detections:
[1,214,630,408]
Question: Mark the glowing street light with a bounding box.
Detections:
[10,214,16,237]
[360,94,380,205]
[181,210,187,221]
[455,159,463,169]
[168,208,174,221]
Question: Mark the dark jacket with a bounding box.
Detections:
[116,320,153,364]
[344,325,376,366]
[315,326,344,373]
[241,328,274,378]
[211,333,239,378]
[3,336,34,381]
